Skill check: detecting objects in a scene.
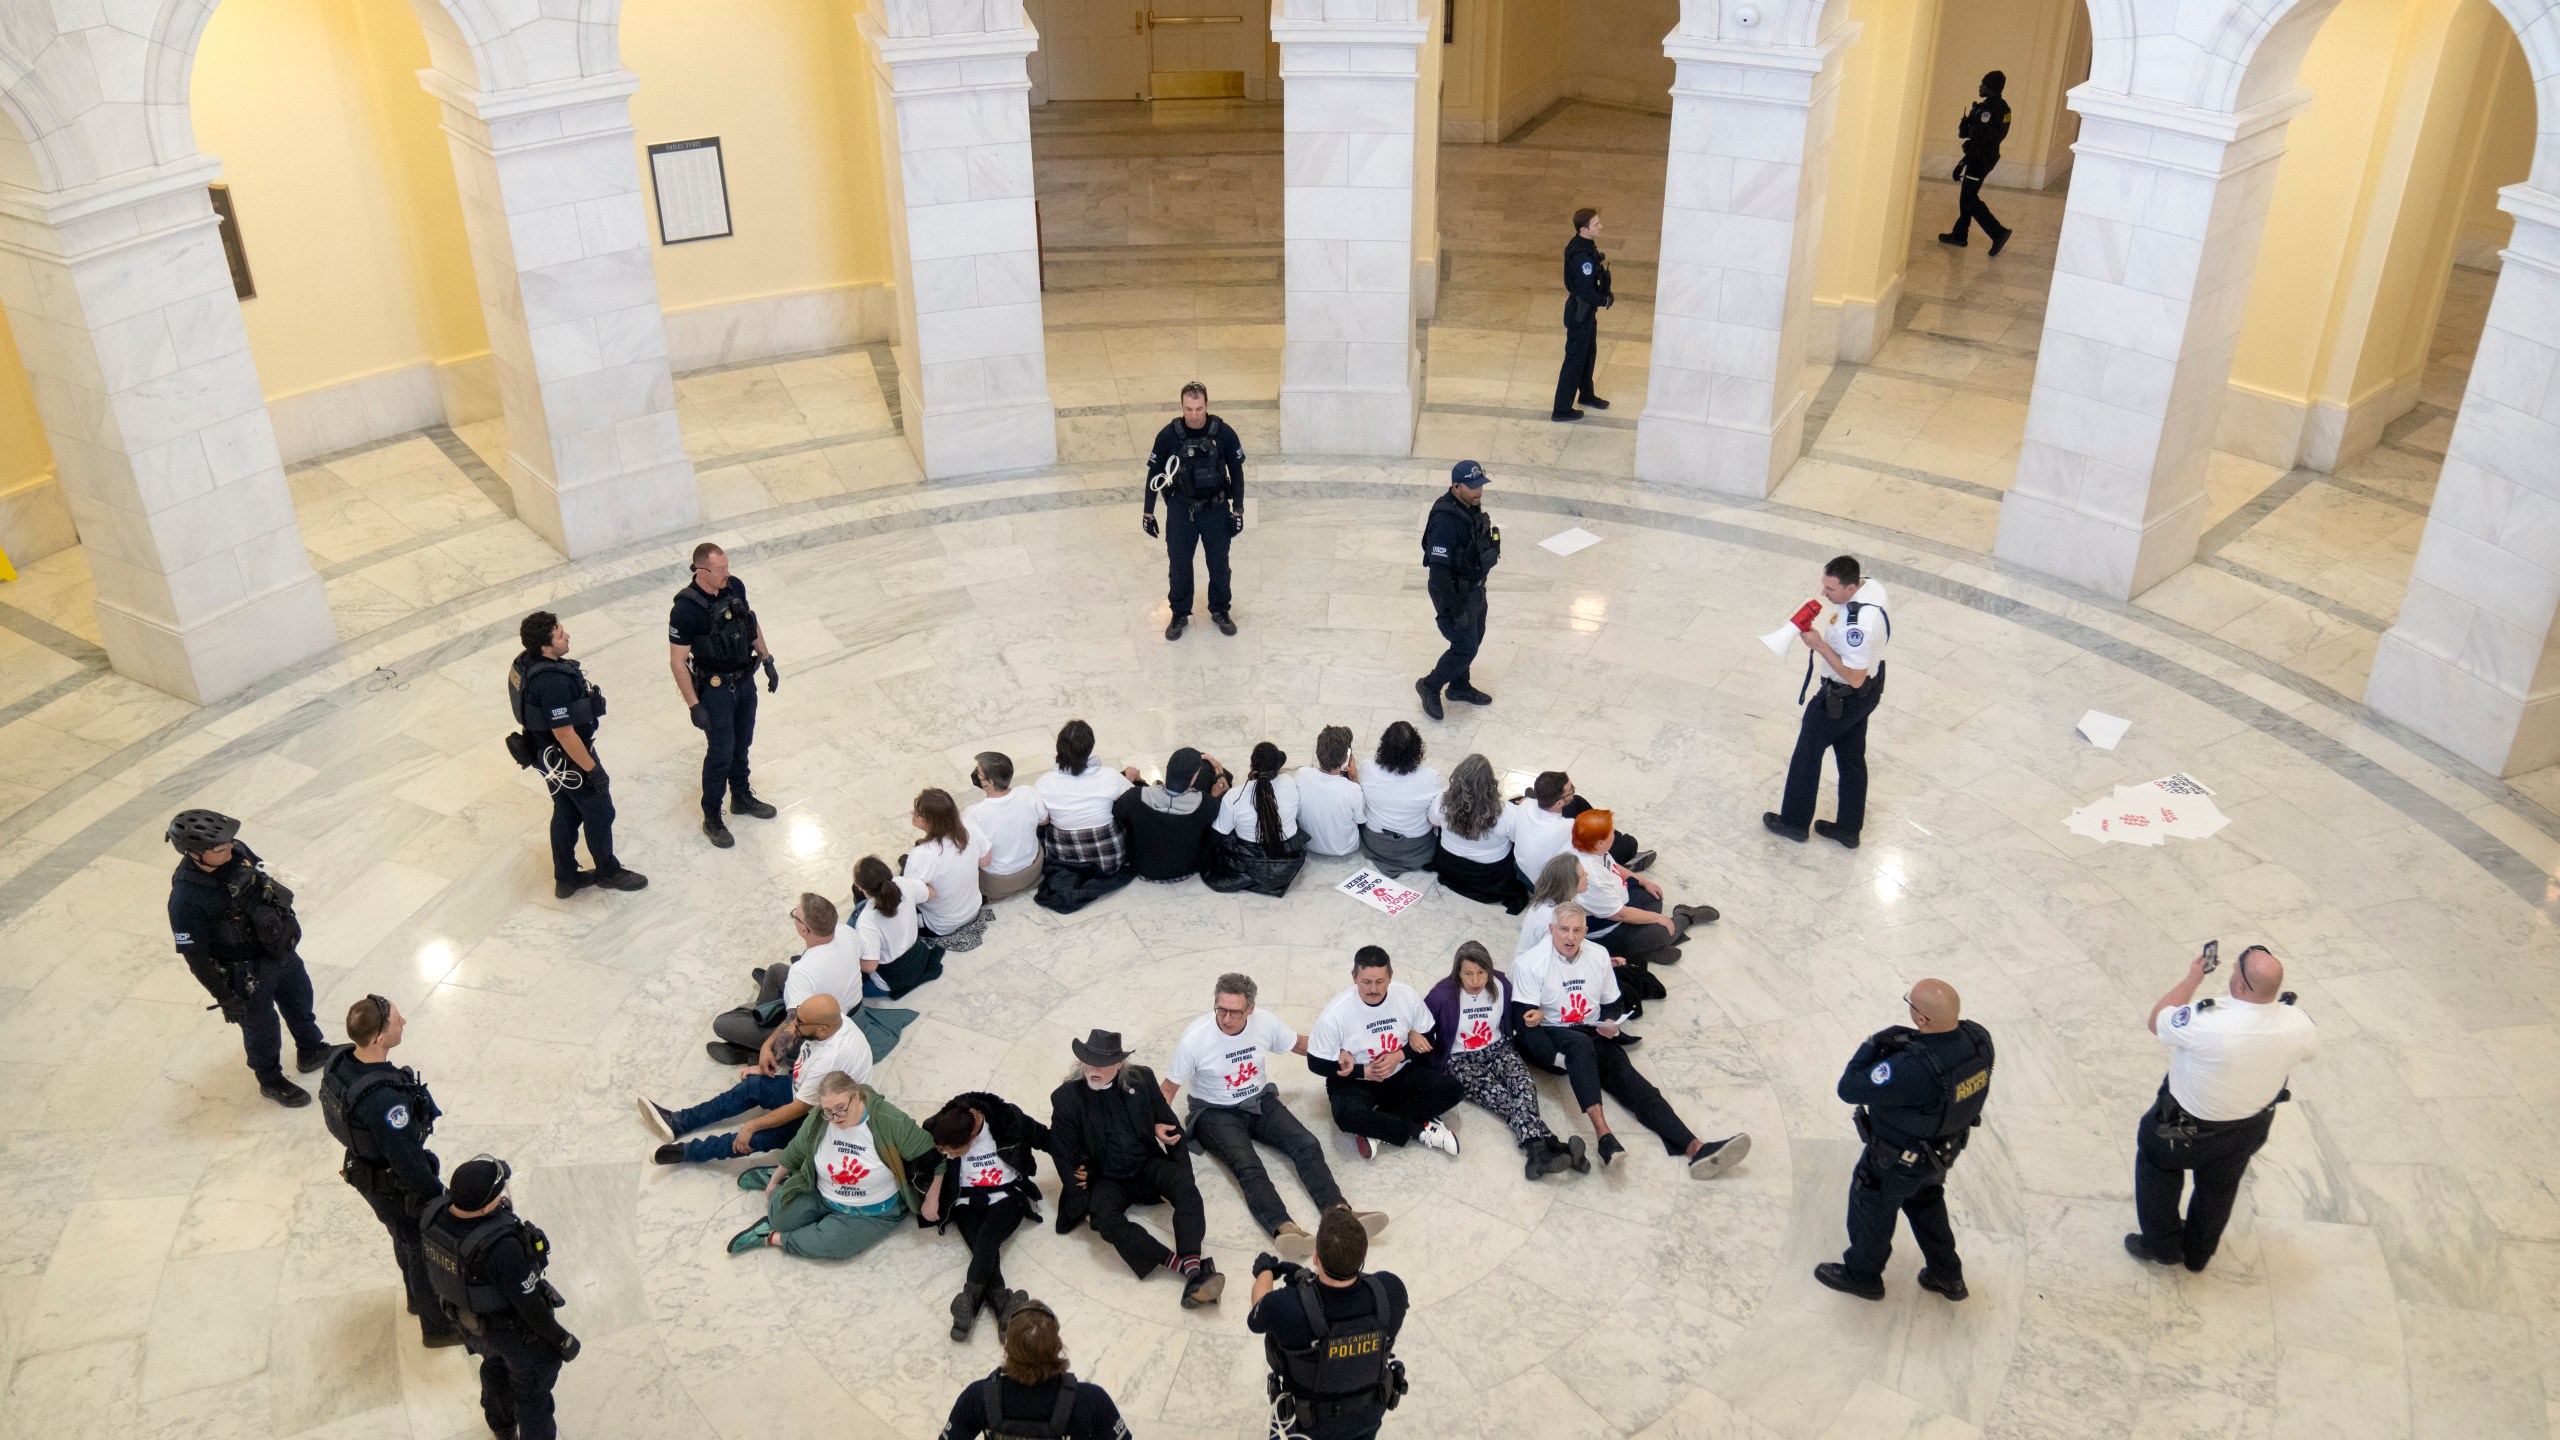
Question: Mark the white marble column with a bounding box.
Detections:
[1275,0,1429,456]
[1633,22,1852,497]
[2367,188,2560,777]
[0,161,334,703]
[422,71,700,557]
[1992,89,2305,599]
[857,2,1057,479]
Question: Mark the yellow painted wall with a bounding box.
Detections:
[1568,0,1676,113]
[1816,0,1942,316]
[2457,29,2535,256]
[1494,0,1566,137]
[0,310,50,502]
[1920,0,2080,187]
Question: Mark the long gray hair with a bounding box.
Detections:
[1528,851,1584,909]
[1440,753,1505,840]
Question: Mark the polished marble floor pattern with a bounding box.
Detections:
[5,98,2560,1440]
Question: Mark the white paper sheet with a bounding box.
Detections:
[1539,527,1601,557]
[1336,868,1423,917]
[2075,710,2132,749]
[2062,774,2228,847]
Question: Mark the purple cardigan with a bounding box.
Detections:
[1422,970,1519,1069]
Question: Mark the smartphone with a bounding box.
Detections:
[2201,939,2220,974]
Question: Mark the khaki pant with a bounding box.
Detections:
[981,855,1042,902]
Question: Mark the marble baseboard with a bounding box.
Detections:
[2216,384,2309,469]
[2221,371,2423,474]
[1414,252,1439,322]
[1281,385,1417,456]
[2303,370,2421,474]
[1813,277,1900,366]
[436,353,501,427]
[0,468,77,567]
[2455,228,2507,274]
[267,366,447,466]
[1995,475,2208,600]
[92,569,335,705]
[1566,76,1674,116]
[663,285,897,374]
[1496,74,1569,143]
[2368,626,2560,777]
[910,396,1059,479]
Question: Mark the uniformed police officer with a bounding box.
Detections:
[321,994,455,1346]
[1939,70,2014,255]
[422,1156,580,1440]
[511,610,647,900]
[164,809,330,1107]
[1763,555,1890,849]
[937,1296,1134,1440]
[1814,979,1993,1302]
[1143,380,1247,641]
[1250,1206,1408,1440]
[668,542,780,849]
[1552,207,1612,422]
[2128,944,2318,1273]
[1416,460,1501,722]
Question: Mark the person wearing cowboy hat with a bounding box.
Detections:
[1048,1028,1225,1308]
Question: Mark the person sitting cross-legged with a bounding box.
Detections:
[731,1070,936,1259]
[643,994,872,1164]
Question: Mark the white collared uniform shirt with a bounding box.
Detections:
[2158,997,2318,1122]
[1815,579,1892,686]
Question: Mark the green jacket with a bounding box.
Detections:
[774,1085,934,1211]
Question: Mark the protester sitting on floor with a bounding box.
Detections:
[708,893,860,1063]
[1570,810,1712,978]
[1294,726,1366,860]
[1308,946,1465,1160]
[647,994,872,1165]
[1357,722,1441,877]
[1035,720,1140,874]
[1509,770,1653,883]
[1512,905,1751,1178]
[967,752,1048,902]
[1431,753,1527,911]
[1425,940,1585,1179]
[1516,853,1587,958]
[730,1070,936,1259]
[1208,742,1309,897]
[918,1091,1054,1341]
[906,788,992,951]
[853,854,945,999]
[1048,1028,1226,1308]
[1113,747,1232,884]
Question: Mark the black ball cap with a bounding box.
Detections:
[449,1157,509,1210]
[165,809,240,854]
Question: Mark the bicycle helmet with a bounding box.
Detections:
[165,809,241,854]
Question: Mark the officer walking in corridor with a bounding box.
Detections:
[512,610,647,900]
[1814,979,1993,1302]
[669,542,780,848]
[2127,943,2318,1273]
[1763,555,1890,849]
[165,809,330,1107]
[1251,1206,1409,1439]
[1143,380,1248,641]
[1415,460,1501,721]
[422,1157,580,1440]
[1552,207,1613,422]
[321,994,454,1346]
[1939,70,2014,255]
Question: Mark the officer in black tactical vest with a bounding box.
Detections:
[1142,380,1247,642]
[1415,460,1501,721]
[1250,1206,1409,1440]
[1815,978,1994,1303]
[668,541,779,848]
[510,610,647,900]
[422,1157,580,1440]
[1939,70,2015,255]
[320,994,455,1346]
[164,809,330,1107]
[938,1295,1133,1440]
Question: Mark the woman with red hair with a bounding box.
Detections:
[1569,810,1712,981]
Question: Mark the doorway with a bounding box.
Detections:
[1029,1,1272,102]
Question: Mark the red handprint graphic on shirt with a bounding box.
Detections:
[1222,1057,1261,1092]
[1559,990,1594,1026]
[967,1162,1009,1187]
[1372,1030,1405,1058]
[1459,1018,1494,1051]
[825,1151,871,1191]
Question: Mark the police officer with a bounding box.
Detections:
[1142,380,1247,641]
[1814,979,1993,1302]
[1415,459,1500,721]
[1552,207,1612,422]
[1939,70,2014,255]
[937,1295,1133,1440]
[669,542,780,848]
[422,1156,580,1440]
[1763,554,1889,849]
[321,994,454,1346]
[164,809,330,1107]
[2128,943,2318,1273]
[1250,1206,1408,1440]
[511,610,647,900]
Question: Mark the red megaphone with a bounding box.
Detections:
[1789,600,1821,632]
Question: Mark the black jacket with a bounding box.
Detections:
[168,843,292,996]
[1112,780,1228,882]
[1957,86,2012,177]
[1144,415,1246,514]
[1048,1065,1185,1233]
[1421,490,1500,585]
[328,1051,444,1207]
[913,1091,1053,1230]
[1563,234,1612,326]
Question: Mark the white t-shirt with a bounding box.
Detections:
[908,833,990,932]
[1360,766,1442,839]
[1509,799,1574,881]
[2159,997,2319,1122]
[958,1125,1020,1189]
[1429,792,1517,863]
[1513,937,1620,1028]
[965,789,1048,875]
[816,1117,900,1209]
[1515,901,1556,957]
[1310,982,1435,1066]
[783,932,864,1010]
[1577,848,1629,919]
[854,875,928,962]
[1452,977,1508,1053]
[1814,579,1892,686]
[1166,1010,1300,1108]
[1034,765,1130,830]
[790,1024,876,1106]
[1295,768,1366,855]
[1215,774,1301,845]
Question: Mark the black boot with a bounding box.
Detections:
[950,1283,986,1341]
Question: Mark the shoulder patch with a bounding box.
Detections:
[1870,1061,1892,1084]
[1580,261,1594,275]
[1844,627,1865,646]
[2169,1007,2191,1028]
[173,932,192,944]
[386,1104,411,1129]
[667,625,683,641]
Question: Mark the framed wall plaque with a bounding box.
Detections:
[208,183,255,300]
[647,138,734,245]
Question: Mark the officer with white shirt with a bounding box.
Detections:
[1764,555,1891,849]
[2127,943,2317,1273]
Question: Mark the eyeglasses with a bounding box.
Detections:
[1213,1004,1251,1019]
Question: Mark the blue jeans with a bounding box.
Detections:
[668,1072,795,1163]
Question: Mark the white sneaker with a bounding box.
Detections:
[1417,1120,1461,1157]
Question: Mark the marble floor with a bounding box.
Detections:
[5,99,2560,1440]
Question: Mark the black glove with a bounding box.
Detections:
[556,1333,581,1362]
[1142,513,1160,540]
[1253,1251,1283,1279]
[216,994,246,1025]
[761,657,779,693]
[688,703,706,731]
[1952,161,1966,181]
[1230,508,1244,537]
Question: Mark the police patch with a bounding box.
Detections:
[174,932,192,945]
[386,1104,411,1129]
[1845,627,1865,646]
[1870,1061,1892,1084]
[1581,261,1594,275]
[2170,1008,2191,1029]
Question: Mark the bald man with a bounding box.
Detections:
[643,994,874,1165]
[1815,980,1995,1301]
[2129,943,2317,1272]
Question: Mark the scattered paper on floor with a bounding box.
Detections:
[2062,773,2228,847]
[2075,710,2131,749]
[1539,527,1601,557]
[1338,868,1424,916]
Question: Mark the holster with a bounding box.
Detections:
[451,1305,486,1337]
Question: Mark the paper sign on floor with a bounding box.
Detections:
[1540,527,1601,557]
[1337,868,1424,917]
[2062,773,2229,847]
[2075,710,2131,749]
